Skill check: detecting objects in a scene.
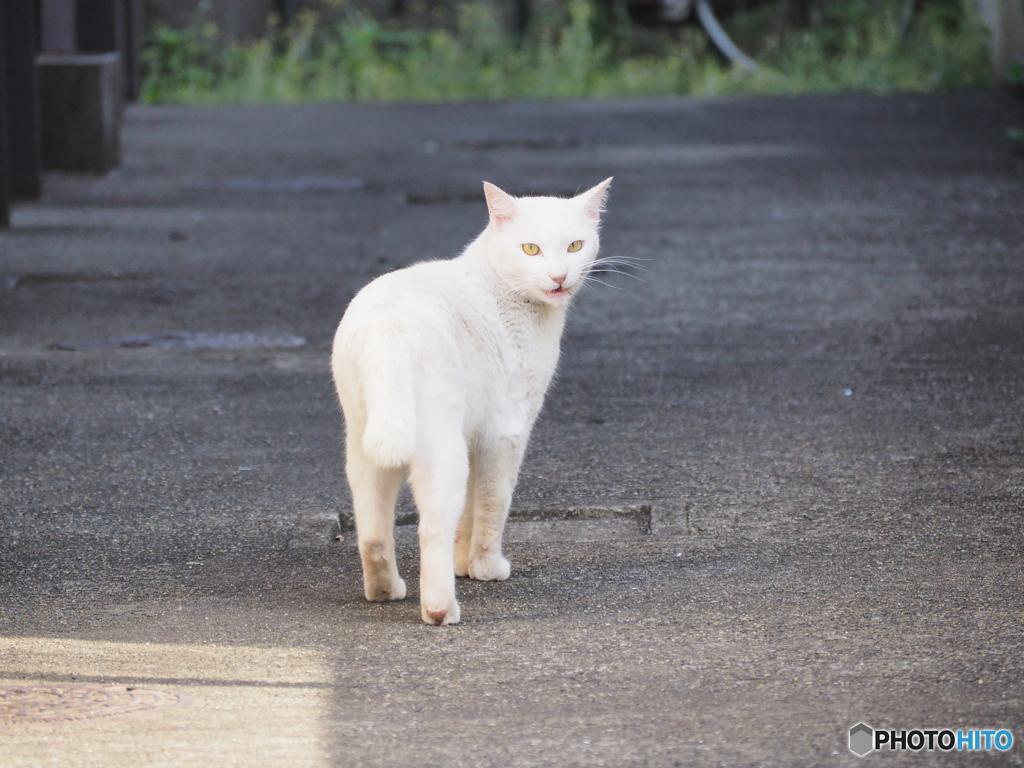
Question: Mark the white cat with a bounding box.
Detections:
[331,177,612,625]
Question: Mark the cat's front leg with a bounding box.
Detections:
[419,528,461,625]
[467,438,524,582]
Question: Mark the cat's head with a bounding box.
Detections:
[482,178,612,307]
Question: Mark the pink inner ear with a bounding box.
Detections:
[579,177,613,222]
[491,207,515,226]
[484,182,517,225]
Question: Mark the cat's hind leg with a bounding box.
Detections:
[466,438,524,582]
[347,439,406,602]
[409,416,469,625]
[454,460,475,578]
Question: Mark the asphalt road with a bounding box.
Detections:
[1,91,1023,766]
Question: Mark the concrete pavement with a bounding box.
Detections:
[1,91,1023,766]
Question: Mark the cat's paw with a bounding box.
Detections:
[364,575,406,602]
[468,554,511,582]
[421,598,460,626]
[360,540,406,601]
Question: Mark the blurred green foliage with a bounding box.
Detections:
[140,0,993,104]
[1005,59,1024,85]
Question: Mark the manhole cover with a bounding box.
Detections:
[0,684,193,725]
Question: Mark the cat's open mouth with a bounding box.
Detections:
[545,287,571,299]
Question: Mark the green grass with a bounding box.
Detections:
[140,0,994,104]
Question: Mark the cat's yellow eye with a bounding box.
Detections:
[522,243,540,256]
[567,240,583,253]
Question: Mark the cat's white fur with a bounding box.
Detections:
[331,178,612,625]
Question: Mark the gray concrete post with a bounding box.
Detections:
[37,52,121,173]
[123,0,144,101]
[76,0,142,102]
[975,0,1024,76]
[41,0,77,53]
[0,0,10,229]
[5,0,42,200]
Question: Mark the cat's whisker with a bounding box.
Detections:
[593,256,647,264]
[582,265,646,284]
[591,263,647,274]
[587,263,645,276]
[497,277,535,301]
[579,275,623,291]
[591,255,649,264]
[503,275,534,287]
[499,276,532,289]
[588,257,648,274]
[588,257,646,266]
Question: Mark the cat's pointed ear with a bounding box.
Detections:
[576,177,613,223]
[483,182,518,227]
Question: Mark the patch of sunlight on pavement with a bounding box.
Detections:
[0,636,331,768]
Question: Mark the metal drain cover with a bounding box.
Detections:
[0,684,193,725]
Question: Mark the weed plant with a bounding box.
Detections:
[140,0,993,104]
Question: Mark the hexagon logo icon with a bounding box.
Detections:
[849,723,874,757]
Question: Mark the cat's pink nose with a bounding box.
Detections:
[551,274,567,286]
